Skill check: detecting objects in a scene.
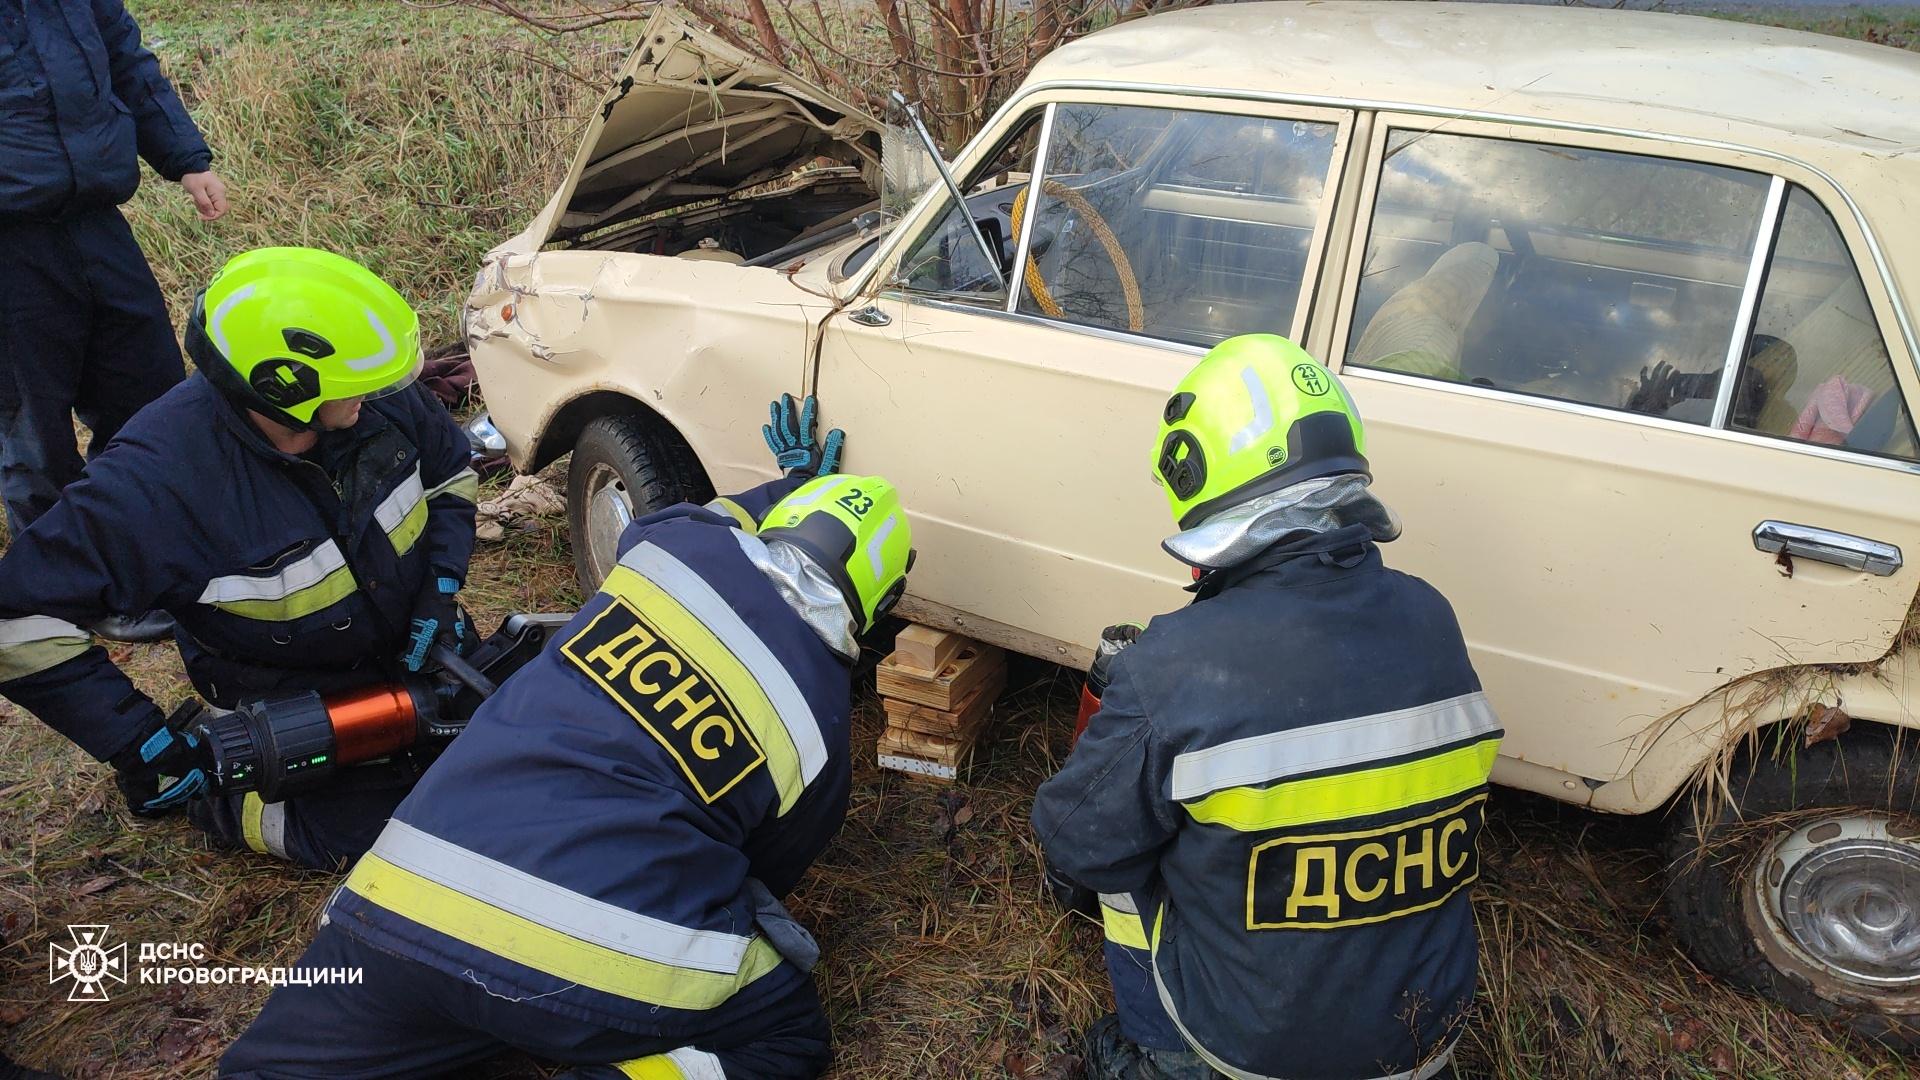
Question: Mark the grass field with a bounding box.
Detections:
[5,1,1920,1076]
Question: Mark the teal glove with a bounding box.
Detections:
[402,576,466,672]
[762,393,845,478]
[110,708,207,817]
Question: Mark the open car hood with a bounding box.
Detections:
[532,3,884,246]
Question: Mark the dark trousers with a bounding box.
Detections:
[0,205,182,533]
[222,923,833,1079]
[188,759,424,873]
[1101,895,1460,1080]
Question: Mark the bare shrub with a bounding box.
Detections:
[449,0,1211,147]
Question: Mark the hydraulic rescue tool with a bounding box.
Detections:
[176,613,571,802]
[1073,622,1142,743]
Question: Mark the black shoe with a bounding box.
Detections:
[1082,1014,1217,1080]
[87,610,175,643]
[0,1050,65,1080]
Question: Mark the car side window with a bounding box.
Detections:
[1011,104,1340,347]
[894,120,1041,304]
[1346,132,1771,424]
[1730,186,1919,461]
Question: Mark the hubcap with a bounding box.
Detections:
[1752,815,1920,989]
[581,463,635,587]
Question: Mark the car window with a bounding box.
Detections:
[1346,131,1771,424]
[1011,104,1340,347]
[1730,186,1919,461]
[894,119,1041,304]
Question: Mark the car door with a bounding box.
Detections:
[1325,115,1920,788]
[814,92,1354,660]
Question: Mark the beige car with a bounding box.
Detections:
[467,0,1920,1041]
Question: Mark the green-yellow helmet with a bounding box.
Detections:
[1153,334,1368,529]
[186,247,423,431]
[759,475,915,634]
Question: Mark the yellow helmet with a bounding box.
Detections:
[1154,334,1368,528]
[759,475,915,633]
[186,247,423,431]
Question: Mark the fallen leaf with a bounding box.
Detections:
[953,804,975,827]
[0,1004,27,1025]
[1804,703,1852,747]
[1707,1045,1734,1073]
[157,1028,203,1062]
[74,875,116,898]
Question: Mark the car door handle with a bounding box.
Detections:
[1753,520,1902,576]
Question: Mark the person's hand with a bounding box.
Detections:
[762,393,844,478]
[402,576,467,672]
[109,708,208,817]
[1626,361,1683,415]
[181,170,229,221]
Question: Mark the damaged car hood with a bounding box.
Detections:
[533,3,884,247]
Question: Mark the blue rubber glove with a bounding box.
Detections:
[402,576,466,672]
[762,393,845,478]
[110,713,207,817]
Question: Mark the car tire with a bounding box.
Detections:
[566,413,710,591]
[1665,725,1920,1048]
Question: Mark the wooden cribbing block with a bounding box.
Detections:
[881,665,1006,739]
[891,624,965,676]
[876,642,1005,711]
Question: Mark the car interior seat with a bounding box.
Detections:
[1349,241,1501,381]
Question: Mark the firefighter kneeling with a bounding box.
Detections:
[1034,335,1503,1080]
[222,397,914,1079]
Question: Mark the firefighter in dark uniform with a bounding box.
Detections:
[1,0,229,548]
[0,247,478,871]
[220,402,914,1079]
[1034,335,1503,1080]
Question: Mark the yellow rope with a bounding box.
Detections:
[1010,181,1145,332]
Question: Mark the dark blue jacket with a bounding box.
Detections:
[0,0,211,219]
[1034,527,1502,1080]
[0,375,478,760]
[326,475,857,1038]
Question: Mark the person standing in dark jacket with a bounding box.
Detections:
[0,247,478,872]
[0,0,230,638]
[1033,335,1502,1080]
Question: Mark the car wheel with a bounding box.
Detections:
[1666,726,1920,1047]
[566,413,709,590]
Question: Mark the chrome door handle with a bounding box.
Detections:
[1753,520,1902,576]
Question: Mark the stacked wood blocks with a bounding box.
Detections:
[875,625,1006,781]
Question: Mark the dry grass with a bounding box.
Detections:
[7,1,1920,1076]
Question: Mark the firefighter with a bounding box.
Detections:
[219,405,913,1079]
[0,247,477,871]
[1033,334,1502,1080]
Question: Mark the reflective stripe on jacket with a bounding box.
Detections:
[0,374,477,758]
[325,475,857,1035]
[0,0,211,218]
[1034,525,1501,1080]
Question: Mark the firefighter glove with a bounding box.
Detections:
[403,576,466,672]
[110,707,208,818]
[763,393,844,477]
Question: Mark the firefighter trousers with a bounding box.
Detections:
[221,922,832,1079]
[187,760,421,872]
[1097,893,1459,1080]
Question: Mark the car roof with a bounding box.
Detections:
[1029,2,1920,156]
